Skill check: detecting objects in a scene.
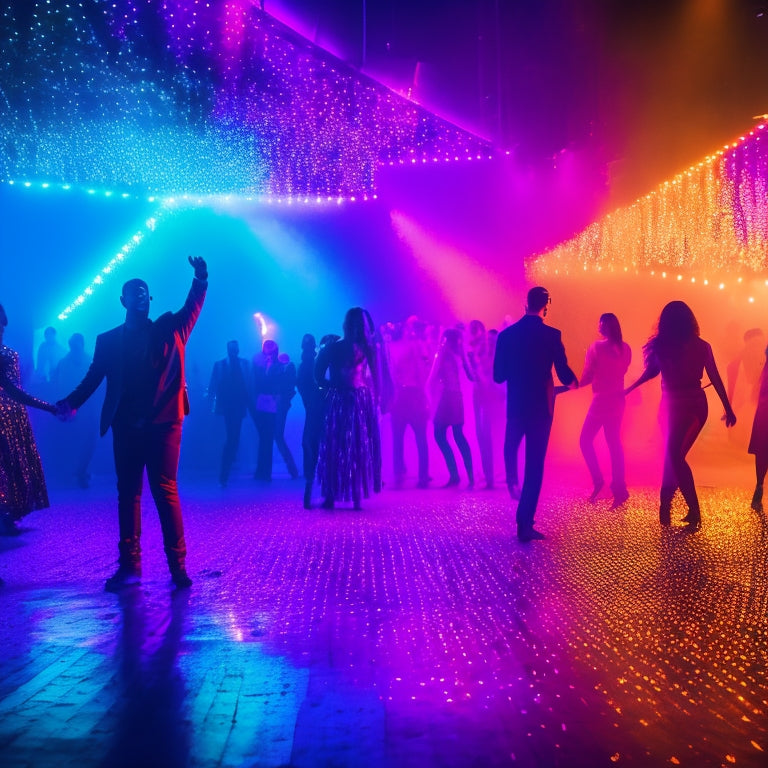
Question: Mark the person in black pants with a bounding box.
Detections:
[251,339,284,481]
[208,340,252,487]
[57,256,207,589]
[297,334,324,507]
[493,287,577,542]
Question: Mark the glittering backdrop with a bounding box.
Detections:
[0,0,491,197]
[529,123,768,283]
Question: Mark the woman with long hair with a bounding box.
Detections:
[625,301,736,529]
[467,319,496,489]
[315,308,382,510]
[0,303,57,535]
[429,327,474,488]
[579,313,632,507]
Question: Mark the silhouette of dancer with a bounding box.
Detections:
[52,332,98,488]
[727,327,765,448]
[275,352,300,479]
[625,301,736,529]
[389,316,431,488]
[579,313,632,508]
[252,339,286,481]
[35,325,64,385]
[467,319,498,489]
[297,334,323,508]
[315,308,382,510]
[0,303,57,535]
[747,344,768,513]
[429,327,474,488]
[56,256,207,589]
[493,287,578,542]
[208,340,252,487]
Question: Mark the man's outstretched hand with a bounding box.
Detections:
[189,255,208,281]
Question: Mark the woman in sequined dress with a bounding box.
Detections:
[625,301,736,529]
[315,308,381,510]
[0,304,57,534]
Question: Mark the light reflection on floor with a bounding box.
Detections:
[0,478,765,767]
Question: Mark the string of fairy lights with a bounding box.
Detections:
[0,0,493,198]
[0,0,494,322]
[528,124,768,294]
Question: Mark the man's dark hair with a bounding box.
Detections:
[527,286,550,313]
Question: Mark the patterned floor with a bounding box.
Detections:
[0,475,766,767]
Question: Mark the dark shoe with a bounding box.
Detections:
[171,570,193,589]
[518,527,546,542]
[416,478,431,489]
[443,477,460,488]
[659,503,671,526]
[303,486,313,509]
[682,506,701,527]
[588,481,605,502]
[611,490,630,509]
[509,484,521,500]
[0,514,21,536]
[321,497,335,510]
[751,484,763,513]
[105,565,141,592]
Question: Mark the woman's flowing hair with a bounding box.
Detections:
[599,312,623,351]
[343,307,379,396]
[643,300,700,366]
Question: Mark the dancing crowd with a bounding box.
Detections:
[3,262,766,590]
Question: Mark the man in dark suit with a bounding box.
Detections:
[493,286,577,542]
[208,340,252,488]
[57,256,208,589]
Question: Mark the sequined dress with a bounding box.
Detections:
[0,345,49,518]
[316,340,382,503]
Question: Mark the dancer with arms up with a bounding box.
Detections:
[57,256,207,590]
[625,301,735,529]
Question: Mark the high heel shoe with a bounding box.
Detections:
[683,515,701,531]
[610,490,630,509]
[751,484,763,513]
[588,481,605,502]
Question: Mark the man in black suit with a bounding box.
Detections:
[208,340,252,487]
[57,256,208,589]
[493,286,577,542]
[251,339,288,481]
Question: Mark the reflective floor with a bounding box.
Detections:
[0,474,766,767]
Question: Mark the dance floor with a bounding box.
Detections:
[0,470,766,768]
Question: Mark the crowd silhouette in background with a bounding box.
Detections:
[5,269,768,587]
